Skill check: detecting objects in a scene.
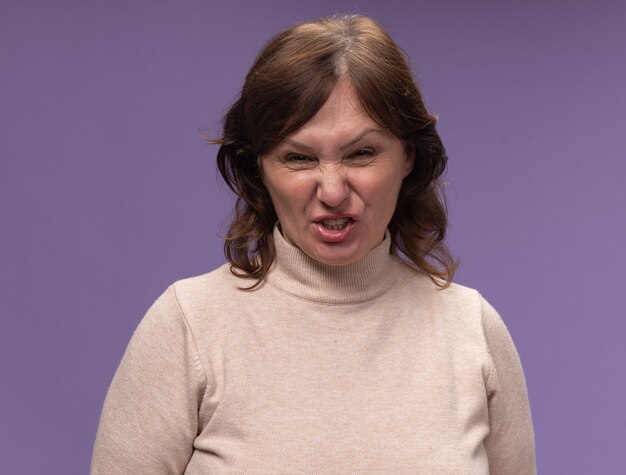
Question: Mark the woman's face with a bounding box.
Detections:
[261,80,414,266]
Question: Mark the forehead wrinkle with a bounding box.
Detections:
[283,128,386,154]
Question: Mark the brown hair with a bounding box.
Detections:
[212,14,457,288]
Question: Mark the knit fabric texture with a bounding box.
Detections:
[91,227,536,474]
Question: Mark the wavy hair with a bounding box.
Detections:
[211,14,457,288]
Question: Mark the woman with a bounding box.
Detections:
[92,15,536,474]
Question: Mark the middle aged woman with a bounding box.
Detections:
[91,14,536,474]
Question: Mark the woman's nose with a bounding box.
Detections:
[316,165,350,208]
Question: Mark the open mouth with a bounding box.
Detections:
[319,217,352,230]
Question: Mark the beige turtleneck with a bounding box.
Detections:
[91,228,536,474]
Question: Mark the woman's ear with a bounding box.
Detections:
[404,143,415,177]
[256,155,265,182]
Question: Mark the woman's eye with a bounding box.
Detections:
[285,154,311,162]
[346,148,376,163]
[283,153,316,168]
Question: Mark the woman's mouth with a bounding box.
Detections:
[313,217,356,242]
[320,217,351,230]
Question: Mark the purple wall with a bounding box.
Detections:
[2,1,625,473]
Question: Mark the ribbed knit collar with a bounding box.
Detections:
[265,225,399,304]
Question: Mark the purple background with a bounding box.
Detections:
[2,1,625,473]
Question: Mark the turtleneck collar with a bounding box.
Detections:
[265,225,400,304]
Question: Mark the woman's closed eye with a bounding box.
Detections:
[345,148,377,164]
[280,147,378,169]
[282,153,317,168]
[285,153,314,162]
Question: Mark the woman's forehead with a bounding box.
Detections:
[283,81,385,143]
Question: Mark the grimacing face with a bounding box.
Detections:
[260,79,414,266]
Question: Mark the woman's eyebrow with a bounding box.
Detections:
[339,128,385,151]
[283,128,385,153]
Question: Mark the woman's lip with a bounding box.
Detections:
[313,219,356,242]
[312,213,358,222]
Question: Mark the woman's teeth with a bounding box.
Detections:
[321,218,350,230]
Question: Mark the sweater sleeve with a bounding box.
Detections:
[481,296,536,475]
[91,285,206,475]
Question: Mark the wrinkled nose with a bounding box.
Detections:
[316,165,350,209]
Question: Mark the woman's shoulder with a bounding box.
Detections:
[171,262,235,292]
[392,258,504,330]
[164,263,244,314]
[393,257,483,303]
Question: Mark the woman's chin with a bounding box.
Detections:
[303,240,367,266]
